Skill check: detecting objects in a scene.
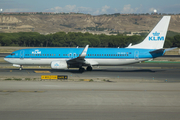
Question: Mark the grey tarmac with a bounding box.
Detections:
[0,81,180,120]
[0,63,180,81]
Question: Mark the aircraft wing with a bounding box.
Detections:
[67,45,90,66]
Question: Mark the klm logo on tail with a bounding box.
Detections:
[149,31,164,41]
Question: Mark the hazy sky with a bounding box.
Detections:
[1,0,180,15]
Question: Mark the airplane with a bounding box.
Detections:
[4,16,175,72]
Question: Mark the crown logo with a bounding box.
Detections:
[153,31,160,36]
[54,63,59,66]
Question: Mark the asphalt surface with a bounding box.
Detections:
[0,81,180,120]
[0,63,180,81]
[1,62,180,120]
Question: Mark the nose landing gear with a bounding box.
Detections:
[19,65,23,70]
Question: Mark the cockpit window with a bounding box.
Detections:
[11,53,15,56]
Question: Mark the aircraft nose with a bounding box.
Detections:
[4,57,8,62]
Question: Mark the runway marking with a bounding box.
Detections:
[84,79,91,81]
[34,71,51,73]
[0,70,9,72]
[0,90,44,93]
[26,70,30,74]
[37,89,180,92]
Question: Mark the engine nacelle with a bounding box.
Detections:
[51,60,68,69]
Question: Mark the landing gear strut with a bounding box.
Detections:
[19,65,23,70]
[86,66,92,71]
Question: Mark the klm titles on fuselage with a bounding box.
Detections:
[149,31,164,41]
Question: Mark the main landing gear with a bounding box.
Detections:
[79,67,85,72]
[86,66,92,71]
[79,66,92,72]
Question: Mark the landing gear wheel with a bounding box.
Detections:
[86,66,92,71]
[79,67,85,72]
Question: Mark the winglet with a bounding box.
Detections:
[127,43,132,48]
[80,45,89,58]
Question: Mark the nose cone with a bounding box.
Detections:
[4,57,9,62]
[4,54,11,63]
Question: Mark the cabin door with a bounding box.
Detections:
[20,50,24,59]
[134,51,139,60]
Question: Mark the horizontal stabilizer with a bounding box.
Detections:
[149,49,165,54]
[165,47,177,52]
[149,49,165,58]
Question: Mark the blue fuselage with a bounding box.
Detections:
[4,48,165,66]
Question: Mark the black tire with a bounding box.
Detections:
[79,68,85,72]
[86,66,92,71]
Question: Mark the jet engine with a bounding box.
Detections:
[51,60,68,69]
